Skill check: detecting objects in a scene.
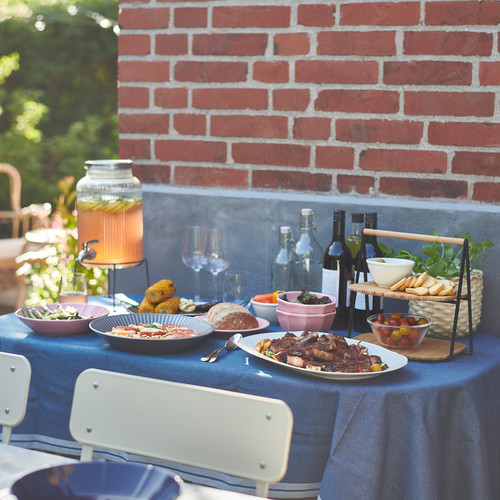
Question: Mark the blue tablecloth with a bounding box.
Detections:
[1,301,499,500]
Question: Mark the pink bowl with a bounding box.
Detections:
[277,291,336,314]
[277,308,336,332]
[15,303,109,337]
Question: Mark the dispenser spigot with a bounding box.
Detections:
[77,240,98,263]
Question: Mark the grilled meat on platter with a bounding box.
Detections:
[255,331,386,373]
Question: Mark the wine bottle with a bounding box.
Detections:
[322,210,352,330]
[271,226,294,291]
[354,212,384,331]
[291,208,323,292]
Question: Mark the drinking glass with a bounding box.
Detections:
[58,272,88,304]
[181,224,207,302]
[223,272,249,305]
[202,227,229,301]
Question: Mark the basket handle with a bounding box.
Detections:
[363,229,465,246]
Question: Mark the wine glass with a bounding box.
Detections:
[202,227,229,301]
[181,225,207,302]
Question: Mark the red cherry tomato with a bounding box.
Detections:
[407,316,417,326]
[389,318,401,326]
[398,336,410,347]
[376,313,385,323]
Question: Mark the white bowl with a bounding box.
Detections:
[250,299,278,325]
[366,258,415,288]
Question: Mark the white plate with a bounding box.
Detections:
[199,315,270,337]
[236,331,408,380]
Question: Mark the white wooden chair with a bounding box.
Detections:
[69,369,293,498]
[0,352,32,444]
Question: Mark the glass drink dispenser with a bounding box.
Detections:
[76,160,143,268]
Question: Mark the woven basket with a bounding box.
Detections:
[408,269,483,339]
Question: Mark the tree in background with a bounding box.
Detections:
[0,0,118,211]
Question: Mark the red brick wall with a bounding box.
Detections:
[117,0,500,203]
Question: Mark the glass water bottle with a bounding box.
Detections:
[291,208,323,292]
[271,226,294,292]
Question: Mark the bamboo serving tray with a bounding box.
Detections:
[349,281,465,302]
[353,332,466,361]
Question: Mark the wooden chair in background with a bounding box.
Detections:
[69,369,294,498]
[0,352,32,444]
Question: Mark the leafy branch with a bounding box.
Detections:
[382,230,494,278]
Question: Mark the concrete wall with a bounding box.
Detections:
[116,185,499,337]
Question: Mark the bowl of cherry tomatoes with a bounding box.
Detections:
[367,312,432,349]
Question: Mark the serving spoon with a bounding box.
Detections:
[200,333,242,363]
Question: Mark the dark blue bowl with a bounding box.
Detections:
[11,461,182,500]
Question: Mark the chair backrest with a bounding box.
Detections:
[70,369,293,498]
[0,352,32,444]
[0,163,24,237]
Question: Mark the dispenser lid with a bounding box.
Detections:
[85,159,133,170]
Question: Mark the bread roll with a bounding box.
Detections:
[207,302,258,330]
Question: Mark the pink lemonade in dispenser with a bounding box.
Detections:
[76,160,143,268]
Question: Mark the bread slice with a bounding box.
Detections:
[422,275,436,288]
[438,283,455,296]
[414,272,428,288]
[390,277,409,291]
[405,286,429,296]
[429,282,445,296]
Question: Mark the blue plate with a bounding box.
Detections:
[89,313,214,354]
[11,461,182,500]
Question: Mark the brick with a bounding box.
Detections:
[192,88,267,110]
[175,166,249,188]
[134,164,171,185]
[119,35,150,56]
[429,122,500,147]
[359,149,447,173]
[316,146,354,170]
[253,61,288,83]
[404,32,492,56]
[211,115,288,139]
[173,114,206,135]
[213,6,290,28]
[337,175,375,195]
[119,113,169,134]
[426,1,500,26]
[156,34,188,55]
[452,152,500,177]
[118,87,149,109]
[253,170,332,192]
[273,89,310,111]
[405,91,495,117]
[296,60,378,84]
[340,2,420,26]
[156,140,226,163]
[232,142,310,167]
[119,8,170,29]
[119,61,170,83]
[380,177,467,199]
[315,89,399,114]
[336,119,423,144]
[174,61,247,82]
[479,62,500,86]
[154,88,188,109]
[119,139,150,160]
[318,31,396,56]
[297,4,335,27]
[274,33,310,56]
[472,182,500,203]
[384,61,471,85]
[174,7,207,28]
[193,34,267,56]
[293,117,331,140]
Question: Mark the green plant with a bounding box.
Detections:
[382,230,494,278]
[23,176,108,305]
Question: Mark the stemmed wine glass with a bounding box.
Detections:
[181,224,207,302]
[202,227,229,301]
